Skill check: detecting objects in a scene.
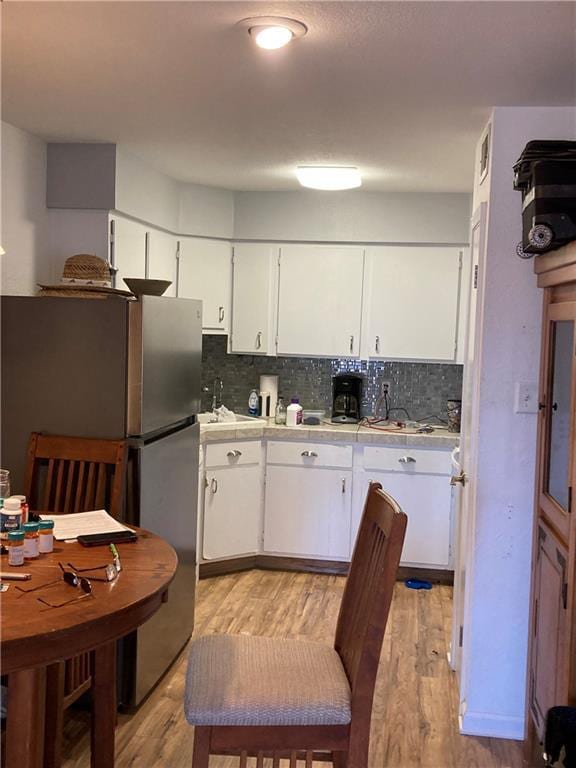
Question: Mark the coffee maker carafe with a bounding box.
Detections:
[331,374,362,424]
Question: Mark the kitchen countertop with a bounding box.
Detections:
[199,419,459,448]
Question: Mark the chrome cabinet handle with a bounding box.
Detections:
[398,456,416,464]
[210,478,218,493]
[349,335,354,353]
[342,478,346,494]
[256,331,262,349]
[301,451,318,458]
[227,450,242,458]
[218,306,225,323]
[375,335,380,354]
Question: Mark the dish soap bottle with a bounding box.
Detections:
[286,398,303,427]
[275,396,286,425]
[248,389,259,416]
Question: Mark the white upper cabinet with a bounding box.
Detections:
[178,238,232,332]
[110,215,147,291]
[146,229,177,297]
[362,246,462,361]
[230,243,279,355]
[277,245,365,357]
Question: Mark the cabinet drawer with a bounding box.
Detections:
[205,441,261,468]
[362,446,451,475]
[267,441,353,468]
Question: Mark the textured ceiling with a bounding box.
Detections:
[2,1,575,192]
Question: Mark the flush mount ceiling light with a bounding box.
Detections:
[296,166,362,191]
[238,17,307,50]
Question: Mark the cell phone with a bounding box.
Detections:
[77,530,137,547]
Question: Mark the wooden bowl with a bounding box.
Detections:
[123,278,172,297]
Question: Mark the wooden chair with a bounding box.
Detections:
[23,432,127,768]
[184,481,407,768]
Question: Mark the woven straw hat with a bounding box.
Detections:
[38,254,132,298]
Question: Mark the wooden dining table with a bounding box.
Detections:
[1,526,178,768]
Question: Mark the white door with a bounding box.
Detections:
[231,243,279,355]
[111,215,147,291]
[277,245,364,357]
[147,229,177,297]
[451,203,486,675]
[203,465,262,559]
[363,246,462,360]
[264,466,352,558]
[353,471,452,568]
[178,238,232,332]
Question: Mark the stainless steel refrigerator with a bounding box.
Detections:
[1,295,202,707]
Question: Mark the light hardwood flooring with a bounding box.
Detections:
[62,570,524,768]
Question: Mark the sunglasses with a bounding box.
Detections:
[65,555,121,583]
[16,562,94,608]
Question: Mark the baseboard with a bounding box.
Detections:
[200,555,453,583]
[460,710,525,741]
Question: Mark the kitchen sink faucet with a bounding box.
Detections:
[212,377,223,411]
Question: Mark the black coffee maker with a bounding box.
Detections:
[331,374,362,424]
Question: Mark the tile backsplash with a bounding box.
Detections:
[201,335,463,423]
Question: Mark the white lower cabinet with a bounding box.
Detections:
[264,466,352,559]
[202,442,263,560]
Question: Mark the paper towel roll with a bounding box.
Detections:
[259,375,278,418]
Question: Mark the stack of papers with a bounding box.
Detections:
[39,510,130,541]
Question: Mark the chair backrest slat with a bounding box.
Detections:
[24,433,127,519]
[334,482,407,711]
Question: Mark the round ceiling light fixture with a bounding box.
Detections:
[296,166,363,191]
[238,17,308,50]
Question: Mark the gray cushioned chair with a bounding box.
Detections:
[184,482,407,768]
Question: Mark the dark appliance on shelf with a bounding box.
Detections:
[513,140,576,255]
[1,295,202,709]
[331,374,362,424]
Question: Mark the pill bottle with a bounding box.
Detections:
[7,530,25,566]
[1,497,22,535]
[23,522,40,559]
[38,519,55,554]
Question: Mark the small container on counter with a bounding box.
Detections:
[11,495,29,525]
[38,519,55,553]
[1,497,22,536]
[23,521,40,559]
[302,410,326,426]
[275,396,286,425]
[286,398,303,427]
[7,530,25,566]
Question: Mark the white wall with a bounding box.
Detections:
[1,122,51,294]
[233,190,471,244]
[461,106,576,740]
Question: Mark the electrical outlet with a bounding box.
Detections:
[381,380,391,398]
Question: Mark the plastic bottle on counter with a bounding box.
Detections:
[275,396,287,425]
[286,398,303,427]
[23,521,40,559]
[248,389,259,416]
[11,495,29,525]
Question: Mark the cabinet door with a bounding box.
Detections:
[231,244,279,355]
[203,465,262,559]
[264,466,352,559]
[363,246,461,360]
[111,216,147,291]
[277,245,364,357]
[539,301,576,542]
[147,229,177,297]
[352,471,452,567]
[178,238,232,332]
[530,523,569,737]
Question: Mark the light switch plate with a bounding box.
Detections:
[515,382,539,413]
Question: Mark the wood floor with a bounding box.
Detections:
[61,570,524,768]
